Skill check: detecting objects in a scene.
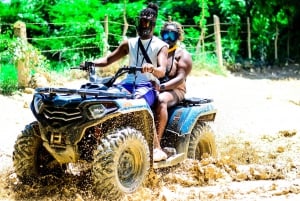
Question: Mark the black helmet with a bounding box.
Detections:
[136,3,158,37]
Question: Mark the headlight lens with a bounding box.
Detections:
[88,104,106,119]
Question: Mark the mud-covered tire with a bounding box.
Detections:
[93,127,150,200]
[13,122,64,183]
[187,122,217,160]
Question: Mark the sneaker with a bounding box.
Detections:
[153,148,167,162]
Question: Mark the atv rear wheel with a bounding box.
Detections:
[13,122,65,183]
[188,122,217,160]
[93,127,150,200]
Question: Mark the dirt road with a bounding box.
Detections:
[1,67,300,200]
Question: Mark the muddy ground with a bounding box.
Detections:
[1,66,300,200]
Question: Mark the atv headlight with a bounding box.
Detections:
[88,104,106,119]
[33,96,44,114]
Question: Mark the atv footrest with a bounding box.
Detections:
[153,153,185,169]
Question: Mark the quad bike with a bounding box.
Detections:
[13,62,217,200]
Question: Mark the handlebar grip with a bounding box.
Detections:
[85,61,94,68]
[70,61,95,71]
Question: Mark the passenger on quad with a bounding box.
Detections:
[12,4,216,199]
[80,2,168,107]
[153,21,193,161]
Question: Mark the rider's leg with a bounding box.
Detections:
[153,91,178,161]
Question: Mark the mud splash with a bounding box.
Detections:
[2,148,299,201]
[1,69,300,200]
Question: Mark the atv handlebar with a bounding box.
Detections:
[71,62,143,87]
[71,61,142,74]
[104,65,142,87]
[71,61,95,72]
[115,65,143,75]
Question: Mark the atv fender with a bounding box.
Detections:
[166,103,216,136]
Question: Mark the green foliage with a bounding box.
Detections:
[42,0,107,69]
[183,27,200,51]
[8,37,50,71]
[251,14,270,59]
[0,27,17,95]
[1,0,300,78]
[0,30,13,59]
[0,35,50,95]
[192,53,225,75]
[0,63,18,95]
[194,0,213,26]
[216,0,245,62]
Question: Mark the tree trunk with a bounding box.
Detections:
[274,24,279,62]
[247,17,252,59]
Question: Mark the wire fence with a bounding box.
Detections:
[1,15,238,87]
[1,15,234,79]
[1,19,223,55]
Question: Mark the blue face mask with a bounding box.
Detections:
[161,30,179,43]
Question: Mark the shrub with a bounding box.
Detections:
[0,63,18,95]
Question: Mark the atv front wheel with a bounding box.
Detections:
[13,122,65,183]
[93,127,150,200]
[188,122,217,160]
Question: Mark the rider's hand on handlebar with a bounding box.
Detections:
[142,63,154,74]
[79,61,94,71]
[79,62,87,71]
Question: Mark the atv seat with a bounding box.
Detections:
[180,97,213,106]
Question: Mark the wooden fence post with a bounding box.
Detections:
[14,21,30,88]
[103,15,109,55]
[213,15,223,68]
[122,0,128,39]
[247,17,252,59]
[274,24,279,62]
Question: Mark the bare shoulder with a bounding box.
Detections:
[118,39,129,54]
[120,39,129,47]
[175,47,192,75]
[176,48,192,62]
[182,48,192,57]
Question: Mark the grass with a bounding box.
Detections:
[0,64,18,95]
[192,53,228,76]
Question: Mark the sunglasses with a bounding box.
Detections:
[161,30,179,42]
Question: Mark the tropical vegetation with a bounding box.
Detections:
[1,0,300,94]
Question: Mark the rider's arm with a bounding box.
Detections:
[93,40,129,67]
[143,46,168,79]
[160,50,192,91]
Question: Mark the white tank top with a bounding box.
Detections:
[121,36,167,84]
